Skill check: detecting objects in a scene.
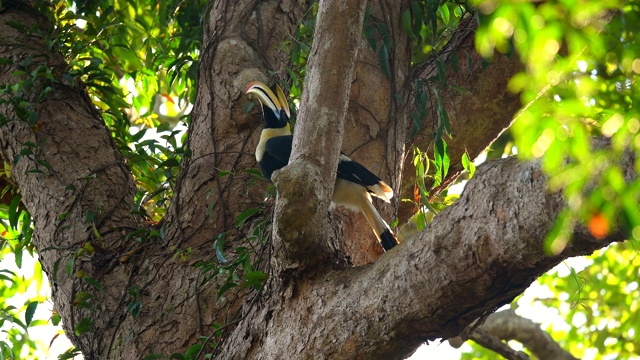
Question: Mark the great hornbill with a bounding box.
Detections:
[246,81,399,251]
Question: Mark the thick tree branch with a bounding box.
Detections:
[329,156,625,358]
[223,149,629,359]
[272,0,367,270]
[461,310,579,360]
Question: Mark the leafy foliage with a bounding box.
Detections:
[476,0,640,249]
[1,0,205,357]
[463,0,640,358]
[0,203,48,359]
[536,242,640,358]
[401,0,472,222]
[402,0,471,64]
[46,0,204,222]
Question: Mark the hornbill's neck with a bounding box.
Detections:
[246,81,293,170]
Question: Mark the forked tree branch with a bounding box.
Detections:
[220,147,630,359]
[452,310,579,360]
[272,0,368,270]
[468,328,529,360]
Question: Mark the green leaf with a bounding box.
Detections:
[416,211,427,231]
[85,277,103,290]
[85,209,95,223]
[363,4,372,26]
[0,269,16,284]
[364,24,377,52]
[8,195,20,230]
[213,234,227,264]
[450,85,469,94]
[27,111,39,126]
[14,245,22,269]
[291,44,301,65]
[243,271,268,289]
[433,88,451,136]
[65,257,75,276]
[378,23,391,49]
[52,258,61,283]
[234,208,260,228]
[402,9,415,39]
[93,225,103,241]
[74,317,93,335]
[51,312,61,326]
[160,158,180,168]
[124,228,147,242]
[184,343,203,359]
[58,348,81,360]
[411,1,423,35]
[379,44,390,79]
[74,292,93,309]
[24,301,37,326]
[217,282,238,299]
[127,301,141,319]
[434,138,450,187]
[438,3,450,25]
[0,341,12,360]
[461,152,476,179]
[5,20,25,32]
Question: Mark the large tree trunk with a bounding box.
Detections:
[0,1,627,359]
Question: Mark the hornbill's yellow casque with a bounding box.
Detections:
[246,81,399,251]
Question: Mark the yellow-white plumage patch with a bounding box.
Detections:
[368,182,393,202]
[255,125,291,162]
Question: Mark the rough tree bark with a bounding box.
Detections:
[0,1,627,359]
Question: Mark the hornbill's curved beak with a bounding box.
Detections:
[246,81,290,119]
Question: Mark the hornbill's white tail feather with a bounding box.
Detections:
[332,179,398,251]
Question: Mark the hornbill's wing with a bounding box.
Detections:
[336,154,393,201]
[259,135,293,181]
[264,135,293,164]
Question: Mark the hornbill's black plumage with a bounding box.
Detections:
[246,81,399,251]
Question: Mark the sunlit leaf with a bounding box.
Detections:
[24,301,37,326]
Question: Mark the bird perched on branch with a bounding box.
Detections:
[246,81,399,251]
